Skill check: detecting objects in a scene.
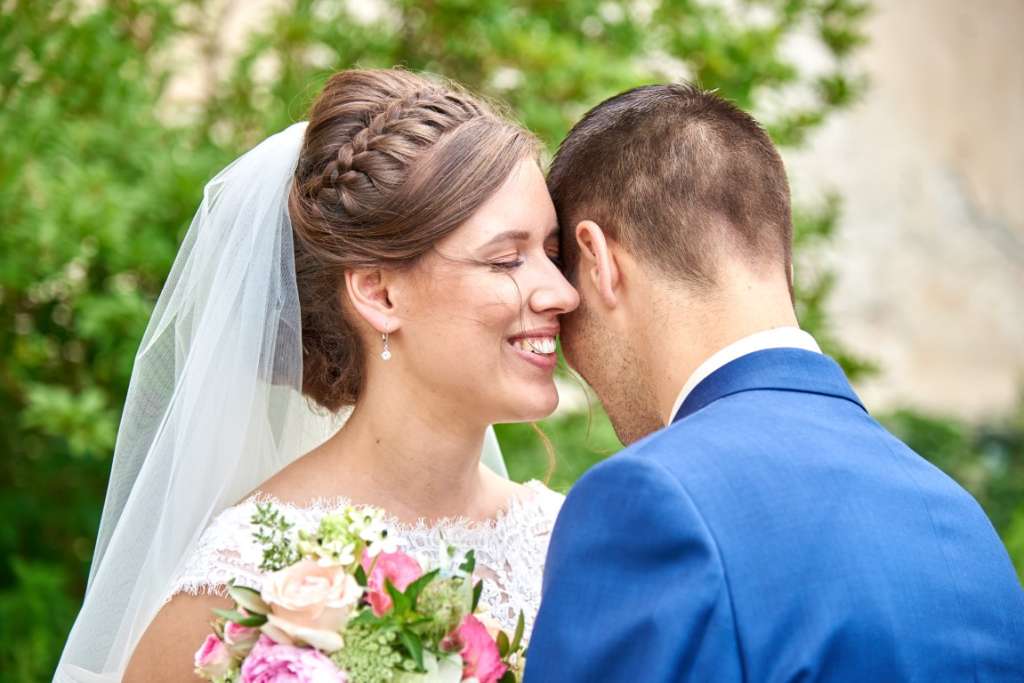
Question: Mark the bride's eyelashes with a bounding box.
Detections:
[489,255,524,271]
[488,251,563,272]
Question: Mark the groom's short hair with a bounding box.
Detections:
[549,83,792,290]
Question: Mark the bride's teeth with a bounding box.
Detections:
[535,338,556,354]
[513,337,556,354]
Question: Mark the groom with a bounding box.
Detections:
[525,84,1024,681]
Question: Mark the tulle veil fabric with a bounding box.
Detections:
[54,122,508,682]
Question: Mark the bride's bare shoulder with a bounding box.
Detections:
[127,591,231,682]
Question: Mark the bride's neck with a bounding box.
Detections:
[313,379,499,523]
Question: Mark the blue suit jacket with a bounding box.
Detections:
[525,349,1024,682]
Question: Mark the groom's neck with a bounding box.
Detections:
[640,269,799,426]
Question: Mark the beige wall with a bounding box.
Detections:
[784,0,1024,418]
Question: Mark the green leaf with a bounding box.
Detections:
[212,608,267,627]
[237,614,269,627]
[354,564,368,587]
[211,608,245,622]
[386,579,411,614]
[498,671,517,683]
[459,549,476,574]
[348,609,379,627]
[398,629,425,672]
[471,580,483,612]
[496,631,510,658]
[510,610,525,653]
[228,585,270,615]
[404,568,440,607]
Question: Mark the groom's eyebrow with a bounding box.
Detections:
[481,225,559,247]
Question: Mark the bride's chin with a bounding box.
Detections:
[505,386,559,422]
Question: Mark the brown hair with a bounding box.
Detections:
[548,83,793,290]
[289,69,538,411]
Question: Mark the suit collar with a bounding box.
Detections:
[667,327,821,423]
[672,348,867,423]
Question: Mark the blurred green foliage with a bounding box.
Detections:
[882,401,1024,558]
[2,0,1019,680]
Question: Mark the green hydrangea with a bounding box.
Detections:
[333,624,416,683]
[204,667,240,683]
[413,578,472,642]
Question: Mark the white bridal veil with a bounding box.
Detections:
[55,122,507,682]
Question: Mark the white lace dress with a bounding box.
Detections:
[171,480,564,643]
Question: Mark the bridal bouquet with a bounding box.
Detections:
[192,502,525,683]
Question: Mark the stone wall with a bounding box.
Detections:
[784,0,1024,418]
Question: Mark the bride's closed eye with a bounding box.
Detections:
[490,254,524,271]
[489,250,563,272]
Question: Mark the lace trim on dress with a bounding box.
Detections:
[170,480,564,642]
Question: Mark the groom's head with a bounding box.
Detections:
[550,83,796,443]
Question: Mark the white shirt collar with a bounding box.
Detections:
[667,326,821,424]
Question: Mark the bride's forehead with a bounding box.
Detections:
[451,210,559,250]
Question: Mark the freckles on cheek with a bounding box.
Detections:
[412,263,525,350]
[448,273,523,326]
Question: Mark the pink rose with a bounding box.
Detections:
[194,634,232,679]
[360,549,423,616]
[450,615,508,683]
[240,635,347,683]
[474,611,505,641]
[225,620,260,657]
[260,559,362,653]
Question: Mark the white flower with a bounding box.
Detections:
[358,515,389,544]
[393,652,464,683]
[315,540,356,567]
[364,531,400,558]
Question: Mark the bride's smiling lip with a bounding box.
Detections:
[507,326,561,347]
[507,327,560,372]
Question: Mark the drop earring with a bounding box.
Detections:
[380,331,392,361]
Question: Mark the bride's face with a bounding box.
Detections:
[393,158,579,423]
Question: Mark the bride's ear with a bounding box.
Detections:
[575,220,620,309]
[344,268,402,334]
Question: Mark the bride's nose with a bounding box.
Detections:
[528,261,580,315]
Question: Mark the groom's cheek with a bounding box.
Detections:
[558,311,582,369]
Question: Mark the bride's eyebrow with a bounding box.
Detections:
[481,225,559,248]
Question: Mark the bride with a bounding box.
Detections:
[55,68,579,682]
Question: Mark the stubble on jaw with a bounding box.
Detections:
[603,345,664,446]
[564,297,664,447]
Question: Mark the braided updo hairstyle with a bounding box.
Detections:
[289,69,539,411]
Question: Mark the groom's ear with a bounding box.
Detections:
[345,268,401,334]
[575,220,620,309]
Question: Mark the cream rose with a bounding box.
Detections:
[259,559,363,653]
